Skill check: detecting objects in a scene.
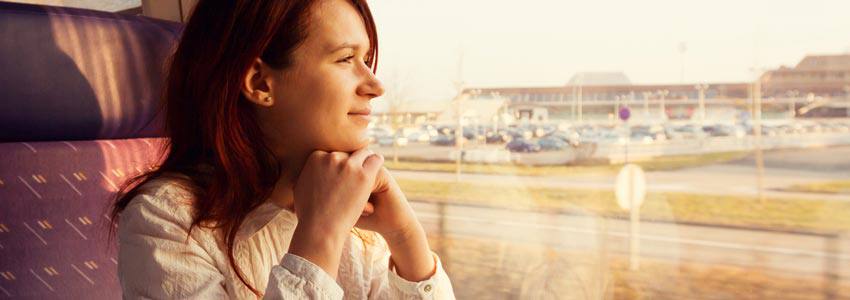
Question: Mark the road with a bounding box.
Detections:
[386,145,850,298]
[410,200,850,286]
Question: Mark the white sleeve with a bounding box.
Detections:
[263,253,344,300]
[367,235,456,299]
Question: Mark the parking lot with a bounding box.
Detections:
[369,118,850,165]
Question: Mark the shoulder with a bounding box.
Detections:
[117,174,201,239]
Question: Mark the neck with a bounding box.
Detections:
[267,149,309,211]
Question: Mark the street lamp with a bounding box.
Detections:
[844,85,850,118]
[577,74,584,123]
[695,84,709,127]
[614,95,621,119]
[843,85,850,101]
[749,67,766,203]
[785,90,799,119]
[657,89,669,121]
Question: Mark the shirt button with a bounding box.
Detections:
[424,284,432,292]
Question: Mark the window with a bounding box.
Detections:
[371,1,850,298]
[8,0,140,13]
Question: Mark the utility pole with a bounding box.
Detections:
[577,74,584,124]
[786,90,799,119]
[678,42,687,83]
[642,91,652,120]
[844,85,850,117]
[751,69,766,203]
[695,84,709,127]
[454,50,465,182]
[657,89,669,121]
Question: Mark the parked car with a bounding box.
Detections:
[405,130,431,143]
[545,130,580,146]
[629,130,655,144]
[506,138,541,153]
[376,135,407,147]
[430,134,456,146]
[537,136,569,151]
[667,124,708,140]
[485,131,511,144]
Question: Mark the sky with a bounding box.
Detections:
[15,0,850,105]
[368,0,850,103]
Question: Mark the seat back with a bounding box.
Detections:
[0,2,182,298]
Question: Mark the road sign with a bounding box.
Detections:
[615,164,646,210]
[615,163,647,270]
[619,107,631,121]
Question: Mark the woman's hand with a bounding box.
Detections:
[355,167,419,240]
[356,165,437,282]
[287,148,383,278]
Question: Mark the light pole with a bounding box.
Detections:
[657,89,669,121]
[577,74,584,124]
[454,91,467,181]
[614,95,621,121]
[786,90,799,120]
[750,68,766,203]
[695,84,709,127]
[453,50,465,181]
[844,85,850,117]
[642,91,651,120]
[678,42,687,83]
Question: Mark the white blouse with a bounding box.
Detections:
[116,176,455,299]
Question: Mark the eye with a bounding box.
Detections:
[338,55,355,64]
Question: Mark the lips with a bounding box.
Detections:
[348,108,372,115]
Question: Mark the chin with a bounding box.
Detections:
[327,137,370,153]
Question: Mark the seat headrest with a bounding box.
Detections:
[0,1,183,142]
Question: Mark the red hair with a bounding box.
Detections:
[109,0,379,297]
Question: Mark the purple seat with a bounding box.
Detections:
[0,2,182,298]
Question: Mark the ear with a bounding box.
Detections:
[241,58,275,107]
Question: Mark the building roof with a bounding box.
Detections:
[567,72,632,86]
[794,54,850,71]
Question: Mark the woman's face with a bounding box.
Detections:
[256,0,384,157]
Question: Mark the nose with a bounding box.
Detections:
[357,69,385,99]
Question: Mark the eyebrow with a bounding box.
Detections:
[327,42,361,53]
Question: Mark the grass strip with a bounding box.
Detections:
[399,178,850,233]
[783,180,850,195]
[385,151,749,177]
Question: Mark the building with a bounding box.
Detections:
[465,54,850,123]
[761,54,850,97]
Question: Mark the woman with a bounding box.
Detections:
[109,0,454,298]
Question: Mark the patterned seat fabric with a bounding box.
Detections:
[0,2,182,298]
[0,139,165,299]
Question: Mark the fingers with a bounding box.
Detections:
[362,153,384,175]
[361,202,374,217]
[347,147,374,166]
[372,166,390,193]
[346,147,383,176]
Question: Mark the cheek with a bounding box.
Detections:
[275,67,367,149]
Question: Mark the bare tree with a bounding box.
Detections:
[381,67,411,163]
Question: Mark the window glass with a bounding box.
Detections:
[370,0,850,298]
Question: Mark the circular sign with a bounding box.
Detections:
[618,107,631,121]
[615,164,646,210]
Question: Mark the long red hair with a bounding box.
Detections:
[109,0,379,297]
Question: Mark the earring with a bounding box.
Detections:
[264,96,272,103]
